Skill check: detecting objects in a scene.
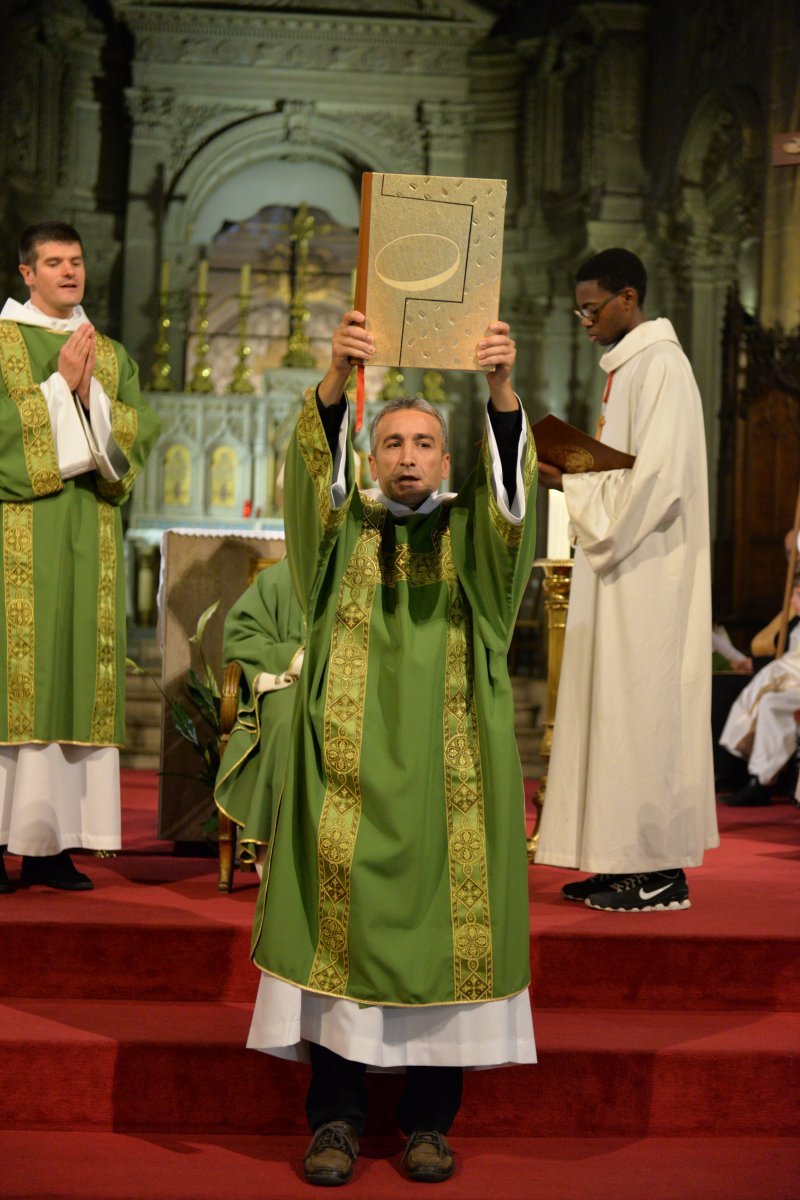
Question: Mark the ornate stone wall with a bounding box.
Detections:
[2,0,794,550]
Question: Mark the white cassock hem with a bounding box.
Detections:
[246,973,537,1071]
[0,744,121,855]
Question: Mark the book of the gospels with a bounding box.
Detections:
[354,172,506,370]
[532,414,636,473]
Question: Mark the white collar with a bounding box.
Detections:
[0,298,90,333]
[361,486,456,517]
[599,317,680,374]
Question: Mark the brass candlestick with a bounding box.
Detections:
[187,287,214,393]
[145,289,175,392]
[527,558,573,858]
[282,202,325,369]
[228,290,255,395]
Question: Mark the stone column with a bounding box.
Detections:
[122,87,176,375]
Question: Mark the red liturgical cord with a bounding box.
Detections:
[355,364,365,432]
[594,369,615,441]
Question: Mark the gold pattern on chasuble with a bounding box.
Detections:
[444,583,493,1001]
[90,502,117,743]
[298,388,348,534]
[3,505,35,740]
[0,322,62,497]
[483,424,538,548]
[308,506,386,995]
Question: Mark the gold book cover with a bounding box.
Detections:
[354,172,506,370]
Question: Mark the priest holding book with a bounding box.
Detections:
[247,309,538,1186]
[535,247,718,912]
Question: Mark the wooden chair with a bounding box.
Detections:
[217,661,249,892]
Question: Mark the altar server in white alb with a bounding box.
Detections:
[535,248,718,912]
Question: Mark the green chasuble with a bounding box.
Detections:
[251,391,538,1007]
[0,319,160,746]
[215,558,306,863]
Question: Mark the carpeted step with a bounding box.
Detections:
[1,999,796,1138]
[3,1132,798,1200]
[1,847,797,1010]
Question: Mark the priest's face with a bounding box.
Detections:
[369,409,450,509]
[575,280,638,347]
[19,240,86,319]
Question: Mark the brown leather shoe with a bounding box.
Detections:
[303,1120,359,1186]
[401,1130,455,1182]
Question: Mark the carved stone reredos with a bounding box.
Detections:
[113,1,495,73]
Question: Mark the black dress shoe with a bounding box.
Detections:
[722,777,773,807]
[0,848,15,894]
[303,1120,359,1186]
[20,851,94,891]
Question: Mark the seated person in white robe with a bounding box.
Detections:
[719,581,800,806]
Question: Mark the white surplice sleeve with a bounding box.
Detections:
[562,351,701,576]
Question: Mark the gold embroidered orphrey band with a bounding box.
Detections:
[308,501,385,995]
[90,501,117,743]
[0,321,63,497]
[3,504,36,740]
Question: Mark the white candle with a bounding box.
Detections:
[197,258,209,294]
[240,263,251,297]
[546,489,572,559]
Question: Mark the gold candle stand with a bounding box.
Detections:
[527,558,573,858]
[187,288,214,393]
[145,289,175,392]
[228,291,255,395]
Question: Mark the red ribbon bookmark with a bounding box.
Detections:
[355,363,365,432]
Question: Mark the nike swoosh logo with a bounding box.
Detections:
[639,883,673,900]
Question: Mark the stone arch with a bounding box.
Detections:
[162,107,422,251]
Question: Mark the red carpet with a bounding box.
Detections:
[1,770,798,1198]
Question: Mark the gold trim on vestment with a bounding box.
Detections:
[297,388,349,534]
[90,502,117,743]
[94,334,141,501]
[0,321,63,497]
[307,501,386,995]
[256,963,530,1009]
[442,552,493,1001]
[0,738,125,748]
[3,504,35,740]
[484,417,538,548]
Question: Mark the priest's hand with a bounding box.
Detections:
[318,310,374,407]
[538,461,564,490]
[76,328,96,410]
[58,323,94,395]
[478,321,517,412]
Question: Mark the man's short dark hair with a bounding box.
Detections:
[575,248,647,307]
[369,396,449,455]
[19,222,83,268]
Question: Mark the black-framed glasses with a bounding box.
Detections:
[574,289,626,323]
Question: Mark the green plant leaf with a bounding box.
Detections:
[171,700,200,747]
[185,671,220,727]
[189,600,220,648]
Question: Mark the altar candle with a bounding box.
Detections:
[159,259,171,294]
[197,258,209,294]
[546,489,572,560]
[240,263,251,297]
